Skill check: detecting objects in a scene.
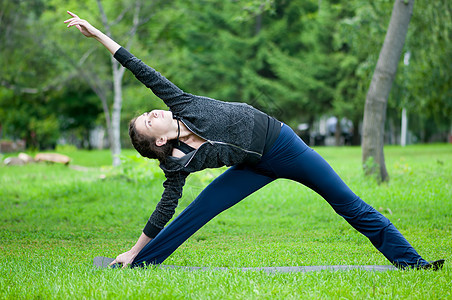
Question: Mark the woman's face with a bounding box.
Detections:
[135,110,173,143]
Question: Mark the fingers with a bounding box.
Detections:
[64,11,79,24]
[65,19,80,27]
[109,259,117,266]
[63,18,75,24]
[64,18,82,26]
[108,258,130,269]
[65,19,86,29]
[67,11,78,18]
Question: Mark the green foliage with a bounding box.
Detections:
[105,153,164,184]
[1,0,451,154]
[331,1,392,125]
[0,145,451,298]
[55,144,78,153]
[404,0,452,128]
[0,0,103,149]
[29,115,60,148]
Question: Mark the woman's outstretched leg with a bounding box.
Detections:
[131,165,274,267]
[265,125,428,268]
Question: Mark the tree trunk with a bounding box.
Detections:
[111,58,125,166]
[362,0,414,182]
[97,0,142,166]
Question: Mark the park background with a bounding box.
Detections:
[1,0,451,299]
[0,0,451,155]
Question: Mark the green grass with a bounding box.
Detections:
[1,144,451,299]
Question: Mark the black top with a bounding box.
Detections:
[114,46,282,238]
[174,117,281,156]
[264,116,282,155]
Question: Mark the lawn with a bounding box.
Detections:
[0,144,451,299]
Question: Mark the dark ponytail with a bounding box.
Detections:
[128,117,173,162]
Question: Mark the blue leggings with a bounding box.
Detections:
[132,124,427,268]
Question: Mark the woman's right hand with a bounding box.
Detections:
[109,249,139,269]
[64,11,99,38]
[64,10,121,55]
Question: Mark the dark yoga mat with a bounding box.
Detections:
[93,256,397,272]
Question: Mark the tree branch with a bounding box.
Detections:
[137,0,158,27]
[97,0,111,36]
[111,6,132,26]
[125,0,141,51]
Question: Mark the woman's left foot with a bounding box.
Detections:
[421,259,445,271]
[396,259,445,270]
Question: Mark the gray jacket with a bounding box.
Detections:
[115,47,271,238]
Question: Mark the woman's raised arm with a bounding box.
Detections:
[65,10,189,111]
[64,11,120,55]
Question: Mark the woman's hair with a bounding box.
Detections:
[128,117,173,162]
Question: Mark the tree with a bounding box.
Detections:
[58,0,160,165]
[403,0,452,142]
[0,0,65,149]
[332,1,392,146]
[94,0,143,166]
[152,0,338,129]
[361,0,414,182]
[2,0,449,157]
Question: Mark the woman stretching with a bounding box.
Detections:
[65,11,443,270]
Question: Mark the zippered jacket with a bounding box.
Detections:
[114,47,273,238]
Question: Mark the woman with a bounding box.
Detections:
[65,11,443,270]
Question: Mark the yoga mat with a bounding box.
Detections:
[93,256,397,272]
